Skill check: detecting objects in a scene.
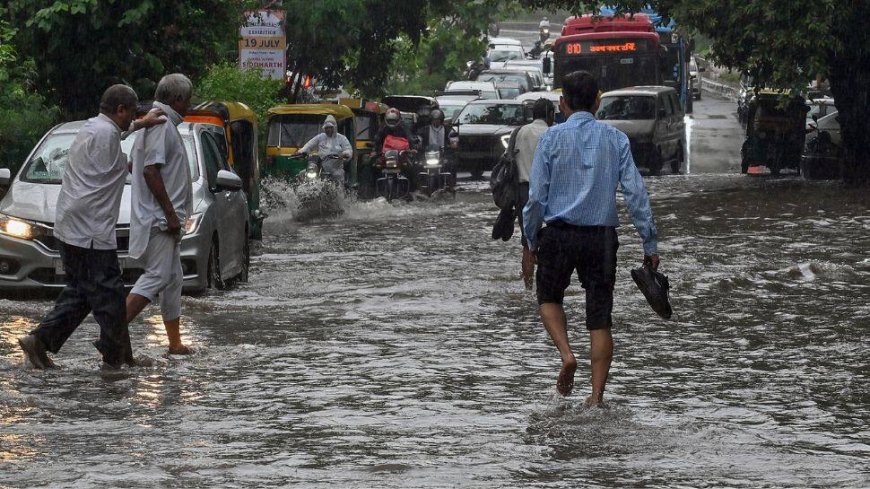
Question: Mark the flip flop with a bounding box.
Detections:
[631,265,673,319]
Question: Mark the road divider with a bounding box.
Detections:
[701,77,738,101]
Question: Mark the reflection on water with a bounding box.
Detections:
[1,174,868,488]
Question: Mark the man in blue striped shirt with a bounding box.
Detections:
[523,71,660,405]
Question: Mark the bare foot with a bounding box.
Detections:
[556,357,577,396]
[585,395,605,407]
[167,344,192,355]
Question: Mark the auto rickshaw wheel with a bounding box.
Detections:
[740,141,751,174]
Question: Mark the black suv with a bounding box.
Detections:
[450,100,531,179]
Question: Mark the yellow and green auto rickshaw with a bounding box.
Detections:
[185,101,266,240]
[339,98,388,198]
[740,90,808,175]
[264,104,356,180]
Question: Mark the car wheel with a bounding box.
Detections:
[649,149,663,176]
[470,168,484,180]
[207,238,226,290]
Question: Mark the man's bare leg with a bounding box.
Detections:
[163,318,190,355]
[521,245,535,289]
[126,293,151,324]
[539,303,577,396]
[587,328,613,406]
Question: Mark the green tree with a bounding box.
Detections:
[521,0,870,186]
[2,0,243,118]
[0,19,59,173]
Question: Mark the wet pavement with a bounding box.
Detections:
[1,95,868,488]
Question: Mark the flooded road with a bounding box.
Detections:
[1,98,868,488]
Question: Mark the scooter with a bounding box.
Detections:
[290,153,345,220]
[374,150,414,202]
[417,145,455,199]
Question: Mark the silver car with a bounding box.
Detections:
[0,121,250,293]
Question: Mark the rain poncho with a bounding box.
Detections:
[299,115,352,184]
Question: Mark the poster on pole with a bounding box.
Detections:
[239,10,286,80]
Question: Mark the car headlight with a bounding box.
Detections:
[500,134,511,149]
[306,170,318,179]
[185,213,203,235]
[425,151,440,166]
[0,214,43,240]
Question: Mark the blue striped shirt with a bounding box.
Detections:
[522,111,658,255]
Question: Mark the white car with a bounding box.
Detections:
[444,81,500,100]
[486,38,525,69]
[0,121,250,293]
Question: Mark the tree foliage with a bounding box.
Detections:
[0,19,59,173]
[521,0,870,186]
[2,0,243,118]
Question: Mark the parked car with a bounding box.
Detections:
[801,111,843,179]
[473,69,534,94]
[0,121,250,293]
[596,86,687,175]
[444,81,500,100]
[450,99,531,179]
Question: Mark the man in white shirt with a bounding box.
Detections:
[17,85,165,370]
[126,74,195,355]
[296,115,353,187]
[514,98,555,288]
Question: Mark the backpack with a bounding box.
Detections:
[489,127,521,210]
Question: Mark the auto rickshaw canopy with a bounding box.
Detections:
[267,104,354,120]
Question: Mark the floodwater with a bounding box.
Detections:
[1,174,868,488]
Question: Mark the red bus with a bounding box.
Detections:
[552,14,665,93]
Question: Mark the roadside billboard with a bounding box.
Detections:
[239,10,286,80]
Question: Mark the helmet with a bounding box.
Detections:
[430,109,445,121]
[385,108,401,127]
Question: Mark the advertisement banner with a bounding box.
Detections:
[240,10,285,80]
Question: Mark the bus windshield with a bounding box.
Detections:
[556,54,660,92]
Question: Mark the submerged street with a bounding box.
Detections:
[1,95,868,487]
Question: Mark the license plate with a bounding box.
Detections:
[54,259,65,276]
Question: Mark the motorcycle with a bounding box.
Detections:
[374,149,415,202]
[290,153,345,221]
[417,145,455,199]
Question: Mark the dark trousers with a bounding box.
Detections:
[31,242,130,367]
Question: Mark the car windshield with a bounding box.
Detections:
[477,73,530,91]
[438,103,467,121]
[497,87,521,99]
[597,95,656,120]
[488,50,524,63]
[456,104,526,125]
[20,131,198,184]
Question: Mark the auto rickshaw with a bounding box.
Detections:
[264,104,356,182]
[339,98,388,198]
[740,90,808,175]
[185,101,266,240]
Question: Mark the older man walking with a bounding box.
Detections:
[125,74,194,355]
[523,71,659,405]
[17,85,165,370]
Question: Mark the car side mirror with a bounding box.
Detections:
[216,169,243,191]
[0,168,10,187]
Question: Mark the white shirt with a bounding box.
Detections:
[428,125,445,150]
[129,102,193,259]
[300,132,352,159]
[54,114,129,250]
[515,119,549,183]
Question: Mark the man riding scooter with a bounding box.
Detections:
[415,108,457,181]
[295,115,353,187]
[373,108,418,190]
